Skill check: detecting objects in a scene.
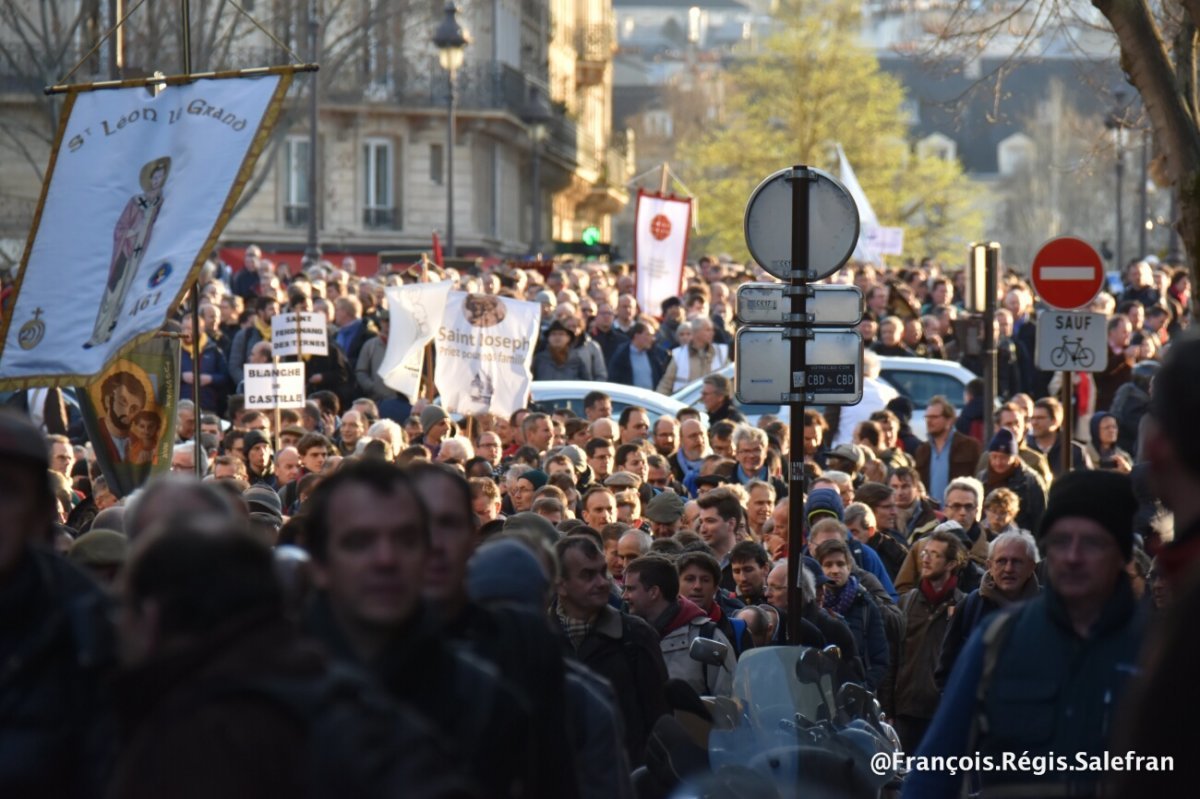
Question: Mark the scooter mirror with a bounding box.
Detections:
[689,636,729,667]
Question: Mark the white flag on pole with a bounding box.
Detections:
[635,190,691,318]
[0,73,293,387]
[434,293,540,417]
[379,281,452,399]
[836,144,889,262]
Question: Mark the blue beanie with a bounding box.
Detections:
[805,487,844,524]
[467,537,549,610]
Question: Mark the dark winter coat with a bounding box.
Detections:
[823,582,890,692]
[305,597,533,798]
[553,603,669,767]
[607,341,669,390]
[181,339,230,414]
[978,461,1047,533]
[0,547,114,799]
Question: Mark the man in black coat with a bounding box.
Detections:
[0,411,115,798]
[302,460,535,798]
[607,322,669,391]
[551,534,669,767]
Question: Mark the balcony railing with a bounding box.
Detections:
[362,207,397,229]
[283,205,309,227]
[575,21,614,62]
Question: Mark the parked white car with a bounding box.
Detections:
[530,380,709,428]
[671,356,978,441]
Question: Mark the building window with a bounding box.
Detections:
[430,143,444,185]
[283,135,310,227]
[998,133,1036,176]
[362,138,396,228]
[916,132,957,162]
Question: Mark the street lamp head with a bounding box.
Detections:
[523,86,553,140]
[434,2,469,71]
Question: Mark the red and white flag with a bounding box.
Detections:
[634,190,691,318]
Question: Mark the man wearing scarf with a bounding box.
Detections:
[228,296,278,384]
[892,528,965,752]
[180,315,230,415]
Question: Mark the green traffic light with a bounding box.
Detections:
[581,226,601,246]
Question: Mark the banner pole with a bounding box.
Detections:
[659,162,669,195]
[273,355,282,453]
[179,0,205,478]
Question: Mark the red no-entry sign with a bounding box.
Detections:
[1031,236,1105,310]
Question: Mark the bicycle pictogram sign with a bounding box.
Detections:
[1049,335,1095,369]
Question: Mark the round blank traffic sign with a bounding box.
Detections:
[743,167,860,281]
[1030,236,1105,310]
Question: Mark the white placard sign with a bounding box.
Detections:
[271,312,328,357]
[244,363,307,409]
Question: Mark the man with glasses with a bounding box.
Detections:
[474,430,503,469]
[915,395,982,504]
[894,478,988,594]
[732,424,787,498]
[904,471,1146,799]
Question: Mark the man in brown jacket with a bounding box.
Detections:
[914,395,982,505]
[891,528,966,752]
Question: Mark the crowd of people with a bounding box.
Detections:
[3,247,1200,797]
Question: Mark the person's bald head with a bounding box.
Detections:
[680,418,707,459]
[590,417,619,442]
[125,475,242,541]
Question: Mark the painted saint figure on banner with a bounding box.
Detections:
[95,369,149,462]
[84,156,171,349]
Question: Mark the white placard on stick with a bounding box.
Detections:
[244,363,307,409]
[271,312,328,357]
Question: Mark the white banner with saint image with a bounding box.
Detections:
[0,73,292,387]
[433,293,540,417]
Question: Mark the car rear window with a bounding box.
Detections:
[880,370,965,408]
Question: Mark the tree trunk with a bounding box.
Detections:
[1094,0,1200,318]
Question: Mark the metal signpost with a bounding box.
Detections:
[739,166,862,644]
[1030,237,1106,474]
[966,243,1001,444]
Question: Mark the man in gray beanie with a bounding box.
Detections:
[903,469,1146,799]
[418,404,451,458]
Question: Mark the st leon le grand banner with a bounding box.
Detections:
[0,71,295,389]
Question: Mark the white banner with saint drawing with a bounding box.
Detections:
[0,73,293,387]
[434,293,541,417]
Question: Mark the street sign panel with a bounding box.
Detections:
[1031,237,1105,310]
[1035,310,1106,373]
[743,167,860,281]
[734,327,863,405]
[735,283,863,326]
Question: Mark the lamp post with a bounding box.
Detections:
[1106,91,1128,271]
[523,87,552,256]
[305,0,321,265]
[434,2,469,259]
